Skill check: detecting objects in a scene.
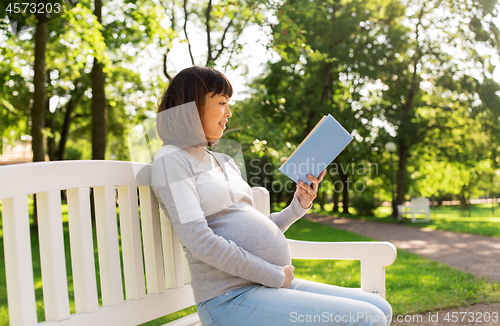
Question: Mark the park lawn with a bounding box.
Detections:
[0,203,499,325]
[306,202,500,237]
[394,203,500,237]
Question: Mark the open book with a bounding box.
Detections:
[279,114,353,186]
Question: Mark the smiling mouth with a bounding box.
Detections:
[219,122,226,130]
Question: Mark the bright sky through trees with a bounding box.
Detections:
[161,5,500,103]
[2,2,498,108]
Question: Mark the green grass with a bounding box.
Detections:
[305,202,500,237]
[1,201,499,324]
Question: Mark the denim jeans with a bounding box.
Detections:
[196,278,392,326]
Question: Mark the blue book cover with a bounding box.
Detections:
[279,114,353,186]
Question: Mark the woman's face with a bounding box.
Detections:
[201,92,232,140]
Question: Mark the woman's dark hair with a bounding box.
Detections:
[157,66,233,147]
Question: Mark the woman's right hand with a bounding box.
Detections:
[281,265,295,288]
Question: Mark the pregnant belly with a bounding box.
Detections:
[208,206,292,267]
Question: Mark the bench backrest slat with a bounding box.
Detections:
[94,186,124,306]
[3,195,38,325]
[36,191,71,321]
[66,187,99,314]
[159,209,177,290]
[181,241,192,285]
[171,228,185,289]
[138,186,166,295]
[117,186,147,300]
[157,210,192,288]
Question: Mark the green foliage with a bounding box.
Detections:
[63,144,83,160]
[248,0,500,209]
[350,194,380,216]
[0,0,178,161]
[2,0,274,163]
[0,30,32,151]
[233,0,415,210]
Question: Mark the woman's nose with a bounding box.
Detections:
[226,106,232,118]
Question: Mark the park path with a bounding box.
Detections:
[304,214,500,281]
[303,214,500,325]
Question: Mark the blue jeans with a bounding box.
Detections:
[196,278,392,326]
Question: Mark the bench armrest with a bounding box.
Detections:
[287,240,397,299]
[251,186,397,298]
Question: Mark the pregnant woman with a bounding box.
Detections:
[151,66,392,326]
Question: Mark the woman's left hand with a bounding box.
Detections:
[295,169,326,209]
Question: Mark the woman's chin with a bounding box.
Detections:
[207,134,223,141]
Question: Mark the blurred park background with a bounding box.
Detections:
[2,0,500,216]
[1,0,500,324]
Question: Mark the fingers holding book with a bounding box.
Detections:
[296,169,326,208]
[305,169,326,194]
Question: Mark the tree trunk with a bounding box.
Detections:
[278,187,286,204]
[57,81,83,160]
[491,176,495,216]
[458,184,469,216]
[458,193,467,211]
[493,197,496,216]
[286,189,295,206]
[92,0,107,160]
[318,185,326,210]
[332,189,339,213]
[57,99,74,160]
[46,100,56,161]
[32,17,49,230]
[467,182,471,217]
[32,21,48,162]
[0,108,3,155]
[45,69,56,160]
[45,68,57,161]
[395,144,409,209]
[330,174,339,213]
[338,172,350,214]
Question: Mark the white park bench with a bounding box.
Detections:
[397,197,430,223]
[0,160,397,326]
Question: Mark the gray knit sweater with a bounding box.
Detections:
[151,144,310,303]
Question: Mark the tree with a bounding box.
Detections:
[91,0,107,160]
[32,13,49,162]
[369,0,500,216]
[235,0,406,211]
[4,0,174,162]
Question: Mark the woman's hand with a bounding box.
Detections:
[281,265,295,288]
[295,169,326,209]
